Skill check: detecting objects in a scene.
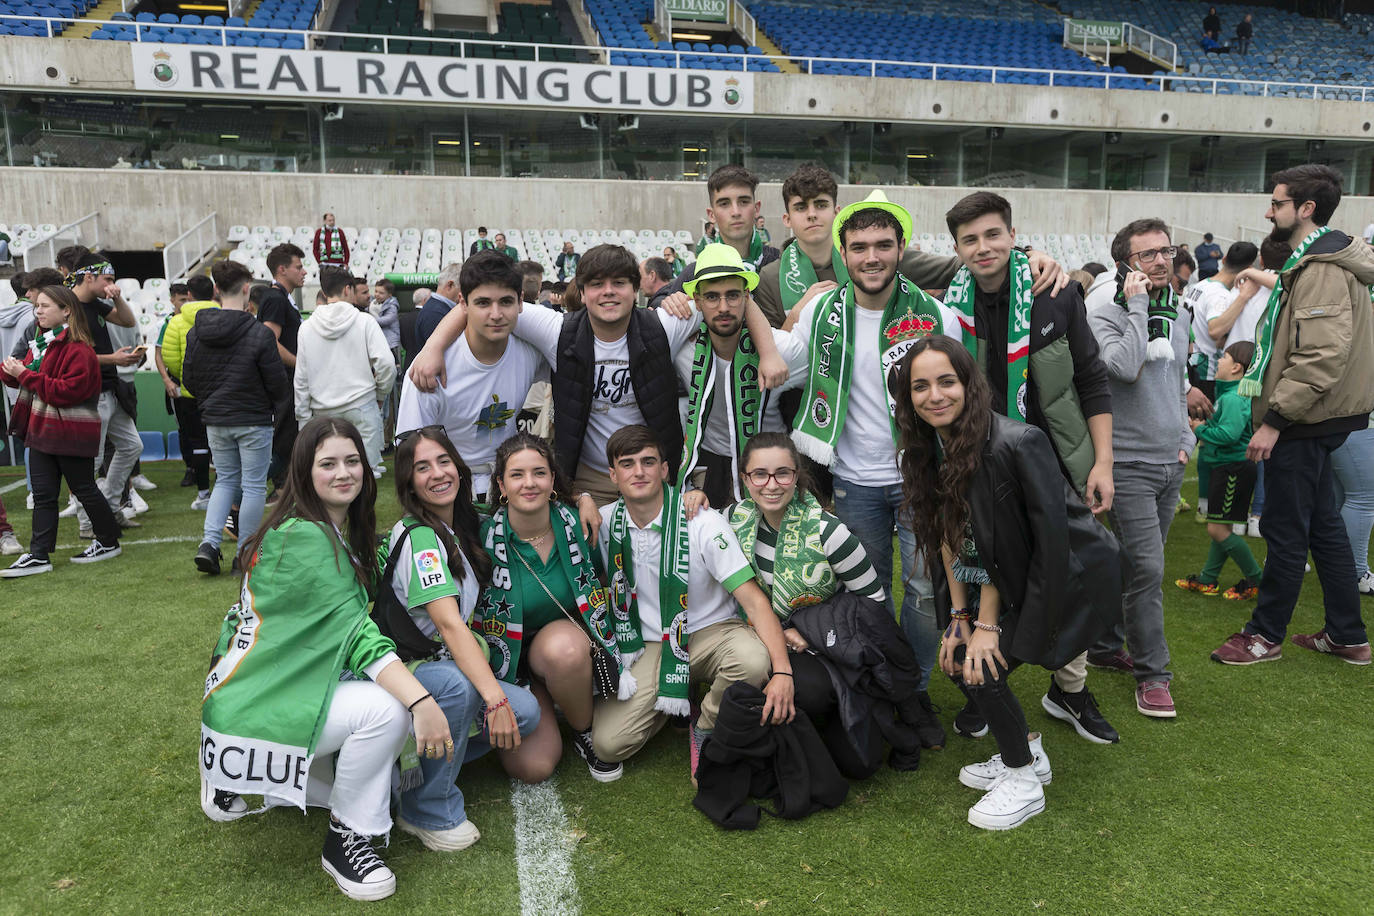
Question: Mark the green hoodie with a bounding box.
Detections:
[1194,378,1251,464]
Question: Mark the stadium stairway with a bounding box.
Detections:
[751,28,798,74]
[64,0,121,39]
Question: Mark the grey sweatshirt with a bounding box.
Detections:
[1085,284,1195,465]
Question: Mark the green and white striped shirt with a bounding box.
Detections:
[751,511,886,604]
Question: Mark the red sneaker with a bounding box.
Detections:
[1290,630,1371,666]
[1211,631,1282,665]
[1135,680,1177,718]
[1086,648,1135,674]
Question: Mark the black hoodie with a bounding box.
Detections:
[183,308,290,428]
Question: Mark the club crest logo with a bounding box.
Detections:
[151,50,178,86]
[668,609,690,662]
[723,77,742,108]
[811,391,832,429]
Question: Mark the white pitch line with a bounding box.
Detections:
[512,778,580,916]
[0,479,25,495]
[53,534,203,551]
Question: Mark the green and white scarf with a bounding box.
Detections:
[741,228,767,270]
[1240,226,1340,397]
[318,227,346,262]
[793,276,946,467]
[24,325,65,372]
[473,238,494,252]
[778,242,850,311]
[730,490,835,622]
[944,249,1034,422]
[475,503,626,694]
[1115,278,1179,362]
[679,322,761,500]
[606,485,692,715]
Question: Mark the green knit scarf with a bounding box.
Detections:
[679,321,761,499]
[1240,226,1339,397]
[24,325,65,372]
[730,490,835,622]
[778,242,849,311]
[944,249,1034,422]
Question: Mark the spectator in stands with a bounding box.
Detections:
[183,260,289,576]
[1195,233,1223,280]
[156,273,217,510]
[941,191,1119,737]
[694,221,718,256]
[469,227,493,256]
[591,425,791,781]
[313,212,349,269]
[1213,164,1374,666]
[0,228,10,265]
[414,264,461,353]
[516,260,543,303]
[396,253,551,500]
[1201,33,1228,53]
[639,257,672,302]
[493,233,518,261]
[755,214,771,245]
[1235,13,1254,54]
[69,254,141,536]
[555,241,580,281]
[651,166,779,309]
[295,266,396,473]
[662,246,684,278]
[1086,217,1194,716]
[259,242,307,492]
[1203,6,1221,39]
[2,285,122,576]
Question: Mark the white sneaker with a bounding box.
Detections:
[130,473,158,491]
[395,814,481,851]
[0,553,52,578]
[128,490,151,515]
[190,492,211,510]
[373,464,385,478]
[959,732,1052,790]
[1232,523,1246,537]
[967,768,1046,831]
[71,540,122,564]
[25,492,34,510]
[58,495,79,518]
[199,770,250,822]
[1359,571,1374,596]
[0,532,21,555]
[1246,516,1261,539]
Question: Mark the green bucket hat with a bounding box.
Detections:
[832,189,913,251]
[684,243,759,297]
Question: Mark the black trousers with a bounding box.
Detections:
[29,449,121,556]
[790,648,883,780]
[172,396,211,490]
[950,644,1031,769]
[269,410,298,489]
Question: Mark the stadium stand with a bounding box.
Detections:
[587,0,780,72]
[337,0,582,60]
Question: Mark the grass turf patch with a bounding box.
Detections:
[0,462,1369,914]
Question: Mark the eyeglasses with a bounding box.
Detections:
[1128,246,1179,265]
[744,468,797,487]
[697,289,746,306]
[393,424,447,448]
[1269,198,1294,210]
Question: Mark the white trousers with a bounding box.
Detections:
[77,390,141,526]
[311,400,384,469]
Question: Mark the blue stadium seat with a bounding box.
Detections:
[166,431,182,461]
[139,432,166,462]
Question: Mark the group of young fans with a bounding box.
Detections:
[3,160,1370,901]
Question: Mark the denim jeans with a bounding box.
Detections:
[1248,433,1367,645]
[831,477,937,689]
[1098,461,1184,683]
[1330,427,1374,579]
[398,661,541,831]
[203,425,273,550]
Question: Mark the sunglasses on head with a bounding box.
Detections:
[393,424,447,448]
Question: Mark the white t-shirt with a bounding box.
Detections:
[515,304,698,472]
[1226,277,1274,349]
[673,327,809,455]
[385,518,479,639]
[597,503,755,641]
[1184,278,1233,381]
[792,300,903,485]
[395,334,548,496]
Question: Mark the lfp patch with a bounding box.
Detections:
[414,549,446,588]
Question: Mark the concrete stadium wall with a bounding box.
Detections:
[5,167,1373,255]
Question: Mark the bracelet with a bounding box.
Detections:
[771,671,793,678]
[407,692,433,712]
[949,609,973,621]
[485,697,511,716]
[971,621,1003,634]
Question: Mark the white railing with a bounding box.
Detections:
[1174,224,1236,250]
[652,0,671,44]
[1238,224,1271,244]
[2,14,1371,101]
[1123,22,1178,71]
[163,211,218,281]
[1064,32,1112,67]
[19,211,101,269]
[729,0,755,48]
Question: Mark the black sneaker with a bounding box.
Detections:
[199,770,249,822]
[0,553,53,578]
[913,690,947,749]
[953,699,989,738]
[195,542,222,576]
[321,819,395,901]
[1041,678,1119,744]
[70,540,122,565]
[224,509,239,542]
[181,468,196,487]
[570,728,623,782]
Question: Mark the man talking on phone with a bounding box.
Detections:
[1084,218,1196,720]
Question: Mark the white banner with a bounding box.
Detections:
[131,44,754,114]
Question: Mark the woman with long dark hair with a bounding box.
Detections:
[474,432,625,783]
[894,336,1121,831]
[200,417,452,901]
[382,427,541,851]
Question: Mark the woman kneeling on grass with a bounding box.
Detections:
[199,417,453,901]
[380,426,541,851]
[894,337,1121,831]
[473,433,625,783]
[1,285,122,577]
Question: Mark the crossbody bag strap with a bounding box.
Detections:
[510,542,596,651]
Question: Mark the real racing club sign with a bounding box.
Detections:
[132,44,754,114]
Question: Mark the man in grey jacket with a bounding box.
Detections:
[1086,218,1196,719]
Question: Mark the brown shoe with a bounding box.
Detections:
[1211,631,1282,665]
[1290,630,1371,666]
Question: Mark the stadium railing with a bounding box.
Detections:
[19,210,101,269]
[163,211,218,282]
[1,14,1372,102]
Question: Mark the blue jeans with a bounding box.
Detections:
[399,661,540,830]
[832,477,937,689]
[1331,427,1374,579]
[203,425,273,551]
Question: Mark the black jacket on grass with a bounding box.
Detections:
[183,309,290,428]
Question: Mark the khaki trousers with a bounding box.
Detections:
[574,462,622,509]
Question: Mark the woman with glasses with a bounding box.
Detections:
[728,432,888,777]
[380,426,541,852]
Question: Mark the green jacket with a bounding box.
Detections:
[1195,379,1251,464]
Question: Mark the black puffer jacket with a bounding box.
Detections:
[183,309,290,428]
